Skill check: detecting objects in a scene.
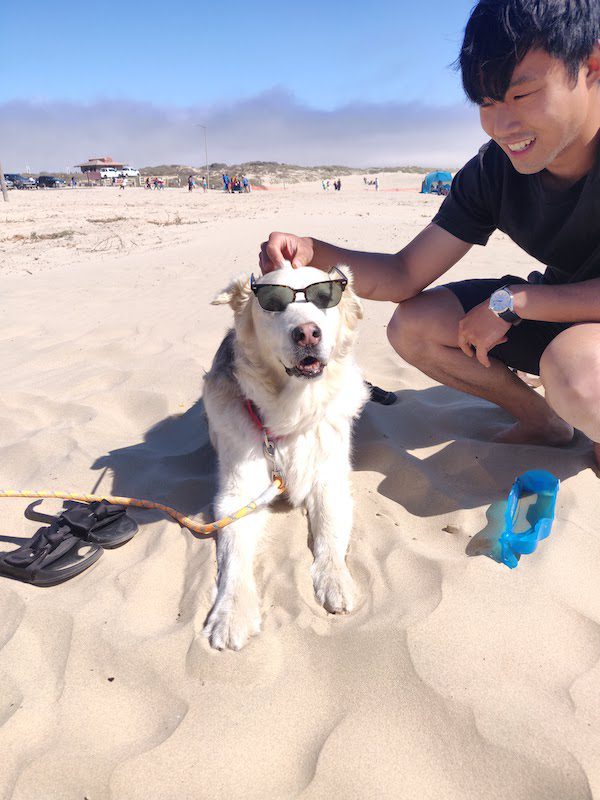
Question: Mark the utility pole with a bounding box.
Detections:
[195,124,210,190]
[0,159,8,202]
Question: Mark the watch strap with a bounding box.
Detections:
[497,307,521,324]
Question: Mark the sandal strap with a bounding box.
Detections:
[59,501,126,537]
[4,523,79,569]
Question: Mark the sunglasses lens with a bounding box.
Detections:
[256,285,295,311]
[306,281,343,309]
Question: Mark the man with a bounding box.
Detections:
[259,0,600,468]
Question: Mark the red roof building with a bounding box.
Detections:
[74,157,126,173]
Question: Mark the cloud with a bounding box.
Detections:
[0,88,486,172]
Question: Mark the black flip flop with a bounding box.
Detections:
[366,382,397,406]
[0,524,102,587]
[59,500,138,549]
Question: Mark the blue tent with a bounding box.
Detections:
[421,170,453,194]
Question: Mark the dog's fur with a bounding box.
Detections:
[202,264,368,650]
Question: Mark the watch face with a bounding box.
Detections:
[490,289,512,314]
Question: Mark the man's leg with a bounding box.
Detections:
[540,324,600,467]
[388,287,573,446]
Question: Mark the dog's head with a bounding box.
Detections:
[212,262,362,382]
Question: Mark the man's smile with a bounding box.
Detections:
[504,136,537,154]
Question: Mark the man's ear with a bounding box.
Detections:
[585,41,600,86]
[211,273,252,313]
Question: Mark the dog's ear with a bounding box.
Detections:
[338,266,363,331]
[211,273,252,313]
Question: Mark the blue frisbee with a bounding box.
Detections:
[499,469,560,569]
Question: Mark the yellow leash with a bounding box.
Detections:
[0,478,285,537]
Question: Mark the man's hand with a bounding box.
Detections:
[259,232,315,274]
[457,301,511,367]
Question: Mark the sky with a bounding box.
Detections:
[1,0,487,172]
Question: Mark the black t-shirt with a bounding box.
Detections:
[432,139,600,284]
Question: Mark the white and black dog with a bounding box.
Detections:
[202,263,368,650]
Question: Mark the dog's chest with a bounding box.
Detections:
[276,418,350,506]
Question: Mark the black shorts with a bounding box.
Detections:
[444,275,572,376]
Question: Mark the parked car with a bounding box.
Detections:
[119,166,140,177]
[4,173,37,189]
[99,167,120,179]
[37,175,66,188]
[2,176,14,189]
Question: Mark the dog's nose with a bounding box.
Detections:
[291,323,322,347]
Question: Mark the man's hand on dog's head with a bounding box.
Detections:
[259,232,315,274]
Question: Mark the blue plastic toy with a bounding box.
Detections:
[499,469,560,569]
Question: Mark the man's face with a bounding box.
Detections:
[479,48,597,176]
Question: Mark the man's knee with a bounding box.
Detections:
[387,287,462,363]
[387,296,427,362]
[541,352,600,422]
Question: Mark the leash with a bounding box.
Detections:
[0,402,286,537]
[0,480,285,537]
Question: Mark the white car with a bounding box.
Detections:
[99,167,120,179]
[119,166,140,177]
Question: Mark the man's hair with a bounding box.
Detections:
[460,0,600,104]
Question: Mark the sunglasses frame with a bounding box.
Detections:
[250,266,348,312]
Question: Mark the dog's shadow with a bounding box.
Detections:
[90,398,219,533]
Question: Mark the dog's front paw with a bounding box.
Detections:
[203,593,262,651]
[311,562,355,614]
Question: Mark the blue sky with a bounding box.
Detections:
[1,0,485,170]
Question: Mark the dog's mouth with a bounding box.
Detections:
[285,356,326,379]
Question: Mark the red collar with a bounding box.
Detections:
[244,399,279,441]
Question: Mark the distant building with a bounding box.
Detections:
[74,156,125,174]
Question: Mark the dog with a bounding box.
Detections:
[202,263,368,650]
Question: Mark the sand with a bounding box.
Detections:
[1,175,599,800]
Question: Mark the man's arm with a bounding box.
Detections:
[510,279,600,322]
[260,224,473,303]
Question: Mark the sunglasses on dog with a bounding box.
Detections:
[250,267,348,312]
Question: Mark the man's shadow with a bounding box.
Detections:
[353,384,590,521]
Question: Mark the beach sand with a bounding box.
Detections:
[1,175,599,799]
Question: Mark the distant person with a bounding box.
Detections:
[70,176,77,187]
[322,180,327,191]
[145,177,151,190]
[242,175,249,193]
[188,174,195,192]
[201,175,208,192]
[259,0,600,468]
[374,177,379,191]
[120,177,127,190]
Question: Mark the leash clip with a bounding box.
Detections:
[262,433,286,492]
[263,433,276,462]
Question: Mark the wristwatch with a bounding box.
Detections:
[488,285,521,324]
